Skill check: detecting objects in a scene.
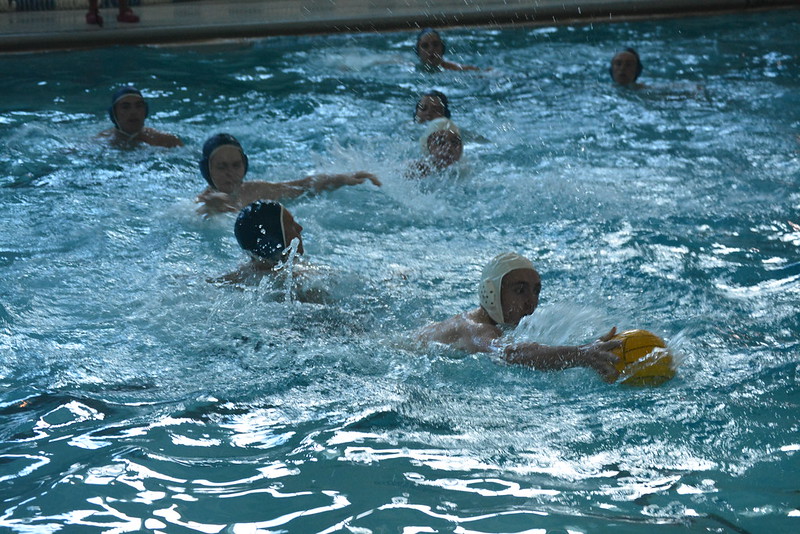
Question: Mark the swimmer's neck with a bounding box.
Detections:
[473,306,500,326]
[115,127,143,142]
[473,306,520,330]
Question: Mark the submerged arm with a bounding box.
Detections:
[502,338,621,382]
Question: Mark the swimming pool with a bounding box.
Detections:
[1,8,798,533]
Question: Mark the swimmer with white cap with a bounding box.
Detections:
[408,118,463,177]
[97,86,183,148]
[196,133,382,218]
[418,252,622,382]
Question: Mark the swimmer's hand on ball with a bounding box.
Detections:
[502,327,622,382]
[598,326,618,342]
[577,337,623,383]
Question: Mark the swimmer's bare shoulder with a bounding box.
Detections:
[440,60,480,72]
[95,127,182,148]
[418,308,501,353]
[139,128,184,148]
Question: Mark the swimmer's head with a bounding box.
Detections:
[479,252,541,326]
[421,118,462,168]
[200,133,249,191]
[414,90,451,123]
[416,28,446,67]
[610,48,643,85]
[420,117,460,154]
[108,86,148,134]
[235,201,304,262]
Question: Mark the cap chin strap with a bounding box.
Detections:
[115,127,142,140]
[111,109,142,140]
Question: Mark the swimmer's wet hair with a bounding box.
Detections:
[199,133,249,189]
[108,86,148,129]
[415,28,446,57]
[414,90,451,121]
[234,201,286,261]
[610,47,644,81]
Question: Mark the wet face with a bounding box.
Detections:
[415,95,446,123]
[500,268,541,326]
[611,51,639,86]
[209,145,246,194]
[281,208,304,256]
[113,95,147,134]
[417,32,445,67]
[427,130,463,168]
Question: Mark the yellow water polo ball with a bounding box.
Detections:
[610,329,676,386]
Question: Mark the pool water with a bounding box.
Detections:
[1,9,799,533]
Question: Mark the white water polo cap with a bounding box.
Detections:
[420,117,460,154]
[478,252,535,324]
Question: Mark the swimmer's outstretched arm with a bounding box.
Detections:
[419,315,621,381]
[303,171,382,193]
[440,60,480,72]
[502,337,621,382]
[242,172,381,202]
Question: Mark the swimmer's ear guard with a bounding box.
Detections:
[609,47,644,82]
[108,86,148,128]
[199,133,249,189]
[478,252,536,324]
[234,201,287,261]
[415,28,446,57]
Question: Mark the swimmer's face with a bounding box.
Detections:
[500,268,541,326]
[611,51,640,86]
[113,95,147,134]
[209,145,246,193]
[417,32,445,67]
[427,130,463,168]
[415,95,446,123]
[282,208,304,256]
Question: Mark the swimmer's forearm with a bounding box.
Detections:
[302,173,379,193]
[503,343,582,370]
[277,175,341,195]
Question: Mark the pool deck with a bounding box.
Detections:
[1,0,798,54]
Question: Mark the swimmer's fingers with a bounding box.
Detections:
[595,340,622,352]
[594,356,621,383]
[598,326,617,342]
[353,171,382,187]
[586,349,621,383]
